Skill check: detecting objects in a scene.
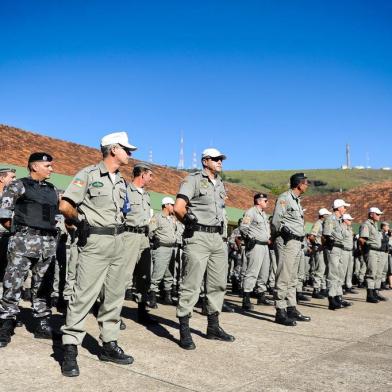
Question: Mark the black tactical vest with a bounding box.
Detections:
[13,177,58,230]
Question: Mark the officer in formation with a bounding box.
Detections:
[359,207,388,303]
[240,193,272,310]
[227,219,243,294]
[271,173,311,326]
[0,168,16,297]
[380,222,392,290]
[59,132,135,377]
[174,148,235,350]
[123,162,154,323]
[341,213,357,295]
[308,208,331,299]
[148,196,177,308]
[0,154,58,347]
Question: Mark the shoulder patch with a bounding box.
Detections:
[242,216,251,225]
[72,178,86,188]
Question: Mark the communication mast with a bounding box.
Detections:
[346,144,351,169]
[177,133,185,170]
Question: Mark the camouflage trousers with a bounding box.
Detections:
[0,229,57,320]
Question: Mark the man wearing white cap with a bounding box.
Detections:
[147,196,177,308]
[309,208,331,299]
[59,131,136,377]
[323,199,352,310]
[341,214,357,295]
[174,148,234,350]
[359,207,388,303]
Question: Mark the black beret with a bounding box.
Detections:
[254,193,268,202]
[290,173,307,188]
[28,152,53,164]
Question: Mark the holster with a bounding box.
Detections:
[76,220,90,247]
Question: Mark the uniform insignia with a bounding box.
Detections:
[91,181,104,188]
[72,178,85,188]
[200,179,209,189]
[43,155,48,161]
[242,216,251,225]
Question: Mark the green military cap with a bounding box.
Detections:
[28,152,53,163]
[0,167,16,174]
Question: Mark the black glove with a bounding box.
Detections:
[183,211,198,229]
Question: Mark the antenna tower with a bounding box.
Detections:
[177,133,185,170]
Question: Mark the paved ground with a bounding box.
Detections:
[1,288,392,392]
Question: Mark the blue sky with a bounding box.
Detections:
[1,1,391,170]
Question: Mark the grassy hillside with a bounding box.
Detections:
[223,169,392,196]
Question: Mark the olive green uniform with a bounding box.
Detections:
[271,190,305,310]
[149,211,177,293]
[323,214,345,297]
[176,170,227,317]
[61,161,128,345]
[341,223,354,289]
[240,206,270,293]
[360,219,384,290]
[124,183,151,302]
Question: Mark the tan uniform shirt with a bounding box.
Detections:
[272,189,305,237]
[125,183,151,227]
[342,224,354,250]
[240,206,270,242]
[178,169,226,226]
[63,161,126,227]
[322,214,344,245]
[310,219,323,245]
[149,211,177,244]
[359,219,382,248]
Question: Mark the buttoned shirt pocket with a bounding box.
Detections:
[88,188,111,208]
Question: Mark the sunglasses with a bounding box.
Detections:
[208,156,223,162]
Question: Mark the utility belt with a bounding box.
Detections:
[90,225,126,236]
[279,233,304,242]
[157,242,176,248]
[14,225,57,237]
[368,245,385,253]
[124,225,149,235]
[254,240,269,245]
[192,224,223,234]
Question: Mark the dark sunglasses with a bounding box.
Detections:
[208,156,223,162]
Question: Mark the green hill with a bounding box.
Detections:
[223,169,392,196]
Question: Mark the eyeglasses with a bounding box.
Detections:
[117,145,132,156]
[208,157,223,162]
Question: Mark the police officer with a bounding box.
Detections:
[123,162,154,323]
[228,219,243,294]
[240,193,272,310]
[174,148,235,350]
[341,213,357,294]
[60,132,135,377]
[271,173,311,326]
[308,208,331,299]
[380,222,391,290]
[323,199,353,310]
[0,154,58,348]
[148,196,177,308]
[359,207,388,303]
[0,168,16,297]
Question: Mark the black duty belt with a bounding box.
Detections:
[193,224,222,234]
[90,225,125,235]
[368,246,384,252]
[255,240,269,245]
[158,243,176,248]
[332,243,344,250]
[15,226,57,237]
[125,225,148,235]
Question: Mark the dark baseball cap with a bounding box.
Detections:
[290,173,307,188]
[28,152,53,164]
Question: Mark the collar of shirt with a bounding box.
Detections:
[201,169,218,182]
[129,182,145,194]
[98,161,122,184]
[288,189,300,201]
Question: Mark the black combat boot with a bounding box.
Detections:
[345,287,359,294]
[50,296,59,308]
[257,292,273,306]
[0,319,15,348]
[178,315,196,350]
[201,296,208,316]
[242,292,254,310]
[61,344,80,377]
[275,308,296,326]
[147,291,158,309]
[328,296,341,310]
[374,289,388,302]
[357,281,366,289]
[99,341,134,364]
[162,290,173,305]
[380,282,387,291]
[320,288,329,298]
[222,302,235,312]
[366,289,379,303]
[312,288,324,299]
[34,316,53,339]
[137,303,157,325]
[296,292,310,302]
[287,306,311,322]
[335,296,352,308]
[206,312,235,342]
